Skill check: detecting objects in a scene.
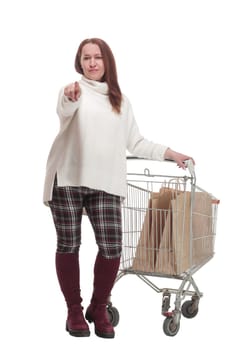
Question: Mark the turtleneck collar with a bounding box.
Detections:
[80,76,109,95]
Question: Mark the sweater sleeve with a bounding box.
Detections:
[126,99,168,161]
[56,87,81,120]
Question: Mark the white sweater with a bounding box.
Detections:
[43,76,168,204]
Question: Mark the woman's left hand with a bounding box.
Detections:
[164,148,195,169]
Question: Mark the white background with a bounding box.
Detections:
[0,0,232,348]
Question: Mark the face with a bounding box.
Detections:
[80,43,105,81]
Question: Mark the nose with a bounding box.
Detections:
[89,58,97,67]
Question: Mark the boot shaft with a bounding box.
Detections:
[55,252,82,307]
[92,253,120,304]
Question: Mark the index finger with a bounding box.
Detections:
[74,81,80,94]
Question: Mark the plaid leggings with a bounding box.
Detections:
[48,179,122,259]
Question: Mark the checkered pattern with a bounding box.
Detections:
[49,179,122,259]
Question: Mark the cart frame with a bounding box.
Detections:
[107,158,219,336]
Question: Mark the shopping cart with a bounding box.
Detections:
[107,157,219,336]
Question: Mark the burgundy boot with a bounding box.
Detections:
[85,252,120,338]
[56,252,90,337]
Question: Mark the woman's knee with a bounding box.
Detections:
[56,243,80,254]
[97,243,122,259]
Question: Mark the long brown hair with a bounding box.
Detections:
[75,38,122,114]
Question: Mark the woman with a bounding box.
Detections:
[43,38,194,339]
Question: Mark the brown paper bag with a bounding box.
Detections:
[132,192,159,272]
[192,192,213,266]
[132,187,181,272]
[155,190,213,275]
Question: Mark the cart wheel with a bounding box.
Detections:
[163,317,180,336]
[181,300,199,319]
[107,306,120,327]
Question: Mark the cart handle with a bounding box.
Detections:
[126,156,195,177]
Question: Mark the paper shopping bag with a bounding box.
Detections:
[132,186,181,273]
[155,190,214,275]
[191,191,213,266]
[132,192,159,272]
[154,187,187,275]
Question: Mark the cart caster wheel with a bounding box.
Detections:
[181,300,199,319]
[163,317,180,336]
[107,306,120,327]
